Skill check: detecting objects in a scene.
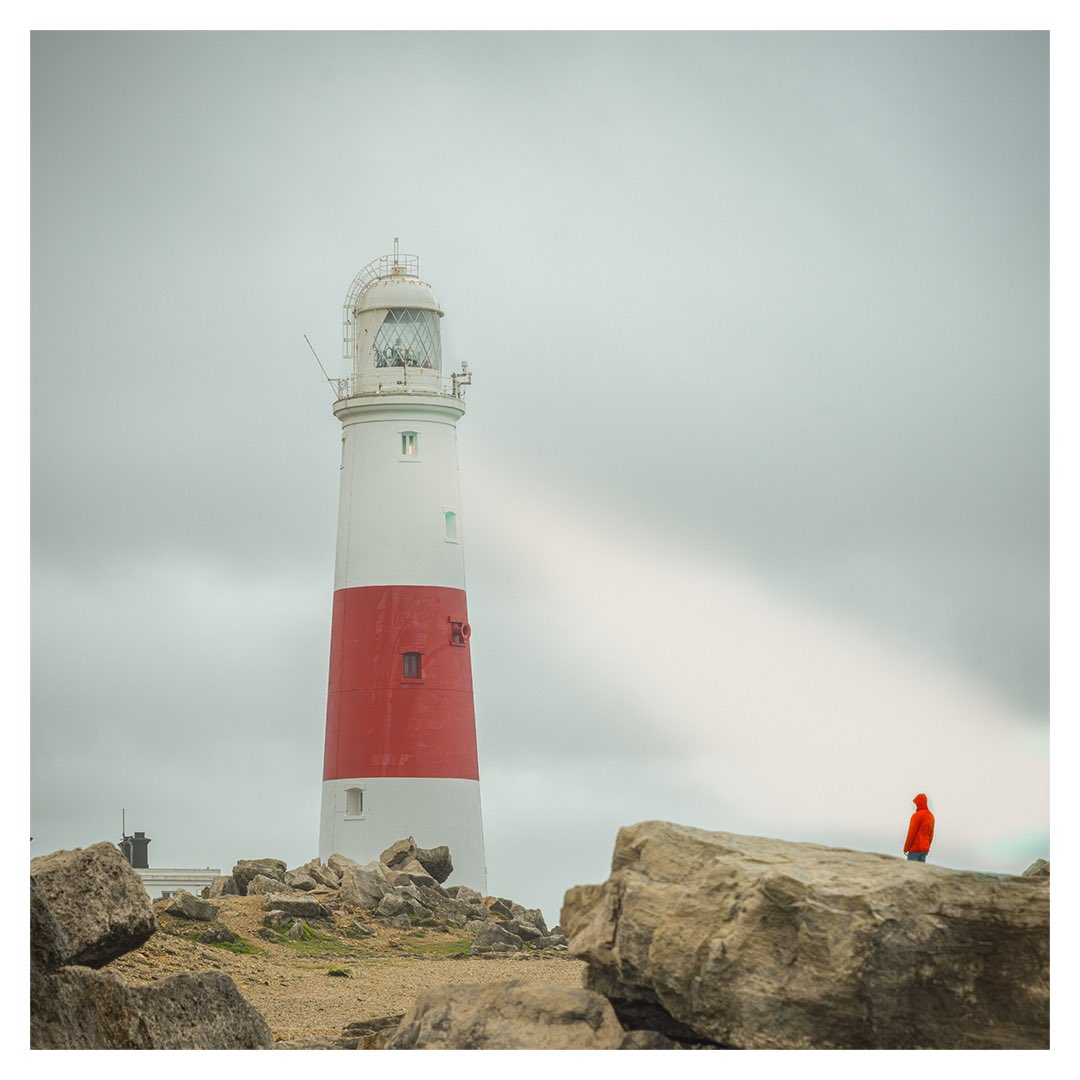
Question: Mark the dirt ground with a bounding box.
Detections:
[105,894,587,1044]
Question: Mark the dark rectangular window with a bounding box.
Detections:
[403,652,422,679]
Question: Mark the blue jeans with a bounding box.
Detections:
[907,851,928,862]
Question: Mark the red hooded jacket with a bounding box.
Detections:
[904,793,935,854]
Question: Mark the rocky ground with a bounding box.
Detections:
[105,894,586,1045]
[32,829,1051,1049]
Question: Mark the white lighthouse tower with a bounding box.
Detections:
[318,247,486,891]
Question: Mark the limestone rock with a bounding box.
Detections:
[30,967,271,1049]
[284,871,318,891]
[376,891,432,921]
[31,842,157,968]
[197,925,238,944]
[232,859,287,894]
[339,863,392,909]
[208,875,239,898]
[385,980,627,1049]
[132,972,272,1048]
[482,896,514,920]
[561,821,1050,1050]
[164,890,218,922]
[301,860,341,889]
[31,966,147,1048]
[506,919,545,942]
[383,913,412,930]
[1022,858,1049,878]
[261,894,331,920]
[30,877,68,985]
[620,1029,684,1049]
[247,874,289,896]
[415,845,454,884]
[445,884,483,904]
[521,908,549,934]
[327,853,362,877]
[470,922,523,954]
[344,1014,406,1049]
[529,932,568,950]
[379,837,418,870]
[262,910,293,930]
[391,858,438,889]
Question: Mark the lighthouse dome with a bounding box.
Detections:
[353,274,443,318]
[344,251,445,383]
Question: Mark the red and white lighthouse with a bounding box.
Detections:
[318,247,486,890]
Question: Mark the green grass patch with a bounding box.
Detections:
[209,937,258,954]
[405,938,472,957]
[159,921,260,955]
[264,924,355,957]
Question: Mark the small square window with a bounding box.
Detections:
[403,651,422,679]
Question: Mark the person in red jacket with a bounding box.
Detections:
[903,793,935,862]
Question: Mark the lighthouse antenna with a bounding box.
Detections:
[304,335,337,397]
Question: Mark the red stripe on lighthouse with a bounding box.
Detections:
[323,585,479,781]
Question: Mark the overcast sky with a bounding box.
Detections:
[30,31,1048,924]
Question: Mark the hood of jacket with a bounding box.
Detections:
[913,793,928,810]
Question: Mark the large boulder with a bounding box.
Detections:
[561,821,1050,1050]
[385,981,628,1049]
[31,843,157,968]
[339,863,392,909]
[30,877,68,986]
[1022,858,1050,878]
[163,891,218,922]
[415,845,454,884]
[246,874,289,896]
[30,968,271,1049]
[261,894,332,920]
[232,859,287,894]
[470,922,523,954]
[379,837,418,870]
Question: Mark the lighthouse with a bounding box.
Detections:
[318,247,486,891]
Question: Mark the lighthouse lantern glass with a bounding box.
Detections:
[372,309,441,372]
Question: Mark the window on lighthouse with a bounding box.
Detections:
[403,652,422,680]
[373,309,442,372]
[345,787,364,817]
[401,432,418,457]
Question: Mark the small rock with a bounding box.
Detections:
[1022,859,1050,878]
[197,925,238,945]
[262,910,293,930]
[164,891,219,923]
